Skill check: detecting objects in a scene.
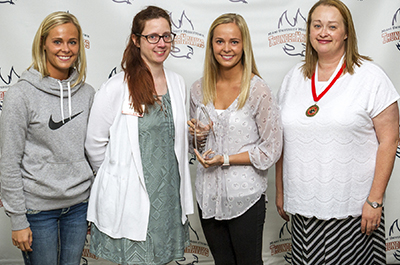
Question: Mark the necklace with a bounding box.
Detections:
[306,56,346,117]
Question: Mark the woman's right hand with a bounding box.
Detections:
[276,191,290,222]
[187,119,197,137]
[12,227,33,252]
[187,119,211,149]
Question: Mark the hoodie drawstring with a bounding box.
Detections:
[58,80,72,123]
[68,82,72,120]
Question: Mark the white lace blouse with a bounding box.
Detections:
[189,76,283,220]
[278,60,399,220]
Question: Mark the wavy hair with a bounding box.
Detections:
[301,0,370,79]
[121,6,171,115]
[31,11,86,87]
[203,13,260,110]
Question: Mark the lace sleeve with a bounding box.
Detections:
[248,78,283,170]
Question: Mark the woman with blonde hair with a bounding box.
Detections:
[276,0,399,263]
[0,11,94,265]
[188,13,282,264]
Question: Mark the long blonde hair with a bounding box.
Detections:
[301,0,370,79]
[31,11,87,87]
[203,13,260,109]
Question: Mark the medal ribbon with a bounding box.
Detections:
[311,61,346,102]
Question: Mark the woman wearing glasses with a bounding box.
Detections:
[85,6,194,265]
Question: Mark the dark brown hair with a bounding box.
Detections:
[121,6,171,114]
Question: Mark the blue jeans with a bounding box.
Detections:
[22,201,88,265]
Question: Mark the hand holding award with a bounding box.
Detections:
[194,106,215,156]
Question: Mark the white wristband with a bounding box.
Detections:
[222,154,230,167]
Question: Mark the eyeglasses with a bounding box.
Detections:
[136,33,176,44]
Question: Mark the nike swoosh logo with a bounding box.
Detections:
[48,111,83,130]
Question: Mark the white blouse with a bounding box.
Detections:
[278,60,399,220]
[190,76,283,220]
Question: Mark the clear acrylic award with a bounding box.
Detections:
[194,106,215,155]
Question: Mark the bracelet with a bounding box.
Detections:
[222,154,230,167]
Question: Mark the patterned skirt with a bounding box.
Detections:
[291,212,386,265]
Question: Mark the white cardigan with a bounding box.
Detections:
[85,69,194,241]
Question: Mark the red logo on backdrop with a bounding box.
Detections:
[170,10,205,60]
[387,219,400,261]
[269,221,292,264]
[381,8,400,52]
[268,9,307,57]
[83,33,91,49]
[0,90,5,111]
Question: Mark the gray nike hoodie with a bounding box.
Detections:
[0,67,95,230]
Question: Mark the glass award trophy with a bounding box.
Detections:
[194,105,215,155]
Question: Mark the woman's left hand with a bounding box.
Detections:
[194,149,223,168]
[361,202,382,236]
[360,102,399,236]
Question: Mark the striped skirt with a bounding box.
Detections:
[291,212,386,265]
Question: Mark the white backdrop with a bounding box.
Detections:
[1,0,400,264]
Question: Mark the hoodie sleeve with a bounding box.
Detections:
[0,85,31,231]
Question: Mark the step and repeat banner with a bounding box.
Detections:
[1,0,400,264]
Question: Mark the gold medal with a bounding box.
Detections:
[305,104,319,117]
